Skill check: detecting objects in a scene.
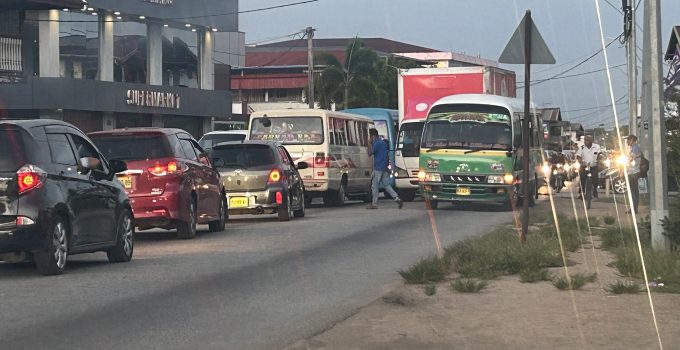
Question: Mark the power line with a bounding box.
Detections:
[562,94,628,117]
[518,63,627,87]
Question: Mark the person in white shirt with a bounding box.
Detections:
[576,135,601,199]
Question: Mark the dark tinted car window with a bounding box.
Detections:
[93,135,172,161]
[70,134,105,172]
[211,145,276,170]
[199,134,246,149]
[178,138,198,161]
[0,129,26,171]
[47,134,77,165]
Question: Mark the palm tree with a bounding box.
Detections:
[315,38,380,109]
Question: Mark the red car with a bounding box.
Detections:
[90,128,226,239]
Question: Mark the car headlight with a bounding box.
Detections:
[395,167,409,178]
[616,155,628,166]
[487,175,505,184]
[542,164,551,176]
[504,174,514,184]
[574,161,581,169]
[605,159,612,168]
[553,170,558,175]
[423,173,441,182]
[556,163,563,169]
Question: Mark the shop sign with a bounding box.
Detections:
[126,90,181,109]
[142,0,174,6]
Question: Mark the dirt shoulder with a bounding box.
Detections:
[284,191,680,350]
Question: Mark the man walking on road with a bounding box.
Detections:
[367,129,403,209]
[626,135,642,214]
[576,135,601,199]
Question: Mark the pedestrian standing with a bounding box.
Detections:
[576,135,601,199]
[626,135,642,214]
[367,129,403,209]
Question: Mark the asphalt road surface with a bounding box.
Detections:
[0,198,514,350]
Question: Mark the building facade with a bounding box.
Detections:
[0,0,244,138]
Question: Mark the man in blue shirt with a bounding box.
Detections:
[368,129,403,209]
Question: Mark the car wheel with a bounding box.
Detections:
[399,189,416,202]
[278,194,293,221]
[614,177,627,194]
[177,200,197,239]
[294,191,306,218]
[107,209,134,263]
[35,217,68,275]
[208,197,227,232]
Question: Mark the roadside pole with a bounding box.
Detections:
[626,0,638,136]
[645,0,670,250]
[500,10,555,242]
[306,26,316,109]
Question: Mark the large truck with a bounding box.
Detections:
[393,66,517,201]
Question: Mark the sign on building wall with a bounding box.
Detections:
[126,90,181,109]
[142,0,174,5]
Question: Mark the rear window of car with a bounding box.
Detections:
[199,134,246,149]
[0,129,26,171]
[210,144,276,170]
[92,134,172,161]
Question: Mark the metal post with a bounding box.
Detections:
[521,11,532,242]
[647,0,670,250]
[306,26,315,109]
[627,0,638,136]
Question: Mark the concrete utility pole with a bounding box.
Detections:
[625,0,638,136]
[643,0,670,250]
[306,26,316,109]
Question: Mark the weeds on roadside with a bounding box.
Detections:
[552,273,597,290]
[604,216,616,225]
[519,268,552,283]
[612,246,680,293]
[451,278,487,293]
[606,281,644,294]
[399,256,446,284]
[424,284,437,296]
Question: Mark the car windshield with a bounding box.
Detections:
[397,122,424,157]
[250,117,323,145]
[199,133,246,149]
[92,135,172,160]
[210,144,276,170]
[0,129,26,171]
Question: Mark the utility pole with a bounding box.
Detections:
[625,0,638,136]
[306,26,316,109]
[644,0,670,250]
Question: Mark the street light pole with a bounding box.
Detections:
[306,26,316,109]
[626,0,638,136]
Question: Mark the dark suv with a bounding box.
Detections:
[0,120,132,275]
[90,128,226,239]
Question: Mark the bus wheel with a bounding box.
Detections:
[324,180,346,207]
[398,189,416,202]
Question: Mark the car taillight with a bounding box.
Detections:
[314,152,331,168]
[148,161,185,176]
[268,169,283,183]
[17,165,46,195]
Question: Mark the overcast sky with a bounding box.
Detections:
[240,0,680,128]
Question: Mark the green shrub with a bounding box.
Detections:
[451,278,488,293]
[604,216,616,225]
[552,273,596,290]
[398,256,446,284]
[424,284,437,296]
[662,216,680,248]
[519,268,552,283]
[606,281,644,294]
[613,246,680,284]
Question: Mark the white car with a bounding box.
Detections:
[199,130,248,150]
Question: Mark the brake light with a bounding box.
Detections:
[148,161,185,176]
[268,169,283,183]
[314,152,331,168]
[17,165,46,195]
[275,191,283,205]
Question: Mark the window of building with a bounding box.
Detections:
[0,11,22,77]
[114,21,146,83]
[60,11,99,79]
[162,27,198,88]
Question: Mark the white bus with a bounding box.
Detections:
[248,109,374,206]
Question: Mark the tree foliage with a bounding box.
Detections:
[667,90,680,183]
[313,38,420,110]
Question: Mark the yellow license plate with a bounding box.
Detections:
[229,197,249,208]
[118,176,132,189]
[456,187,471,196]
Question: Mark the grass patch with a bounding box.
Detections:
[552,273,597,290]
[606,280,644,294]
[424,284,437,296]
[451,278,488,293]
[604,216,616,225]
[398,256,446,284]
[612,246,680,293]
[519,268,552,283]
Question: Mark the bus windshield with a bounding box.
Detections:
[250,117,324,145]
[421,105,512,151]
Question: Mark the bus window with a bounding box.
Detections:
[329,117,336,145]
[347,121,358,146]
[335,119,347,146]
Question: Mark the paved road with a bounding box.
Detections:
[0,199,513,350]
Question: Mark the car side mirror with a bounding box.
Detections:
[109,159,128,174]
[296,161,309,170]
